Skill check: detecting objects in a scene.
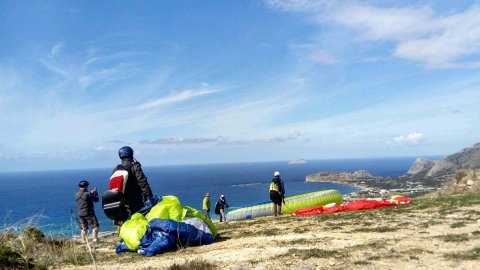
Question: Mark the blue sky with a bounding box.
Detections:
[1,0,479,171]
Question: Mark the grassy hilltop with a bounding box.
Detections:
[2,191,480,270]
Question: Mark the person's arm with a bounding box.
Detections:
[280,180,285,195]
[133,163,153,199]
[90,188,99,202]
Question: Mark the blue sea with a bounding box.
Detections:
[0,158,418,236]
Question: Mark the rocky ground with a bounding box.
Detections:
[60,192,480,270]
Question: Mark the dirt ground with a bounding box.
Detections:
[64,193,480,270]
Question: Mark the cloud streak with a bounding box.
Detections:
[268,131,307,143]
[134,85,228,110]
[267,1,480,68]
[387,132,425,146]
[140,137,223,145]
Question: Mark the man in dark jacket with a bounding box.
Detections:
[75,180,99,244]
[269,171,285,216]
[215,194,229,222]
[114,146,153,218]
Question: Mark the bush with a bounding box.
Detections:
[23,226,45,242]
[167,259,217,270]
[0,244,24,269]
[0,243,41,270]
[455,170,467,183]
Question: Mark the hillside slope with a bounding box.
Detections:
[64,193,480,270]
[409,143,480,178]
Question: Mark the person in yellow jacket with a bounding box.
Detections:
[202,193,211,220]
[269,171,285,216]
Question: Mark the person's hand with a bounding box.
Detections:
[92,187,98,194]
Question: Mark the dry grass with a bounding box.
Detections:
[0,214,99,269]
[2,192,480,269]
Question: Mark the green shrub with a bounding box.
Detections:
[0,244,25,269]
[444,246,480,260]
[23,226,45,241]
[167,259,217,270]
[436,234,470,242]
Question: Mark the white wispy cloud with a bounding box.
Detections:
[337,4,480,68]
[251,77,480,157]
[50,43,63,58]
[135,84,228,110]
[333,4,435,41]
[7,42,305,154]
[387,132,425,146]
[140,136,223,145]
[218,131,308,145]
[268,131,307,143]
[266,0,334,13]
[267,1,480,68]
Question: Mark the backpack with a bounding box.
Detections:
[214,202,221,215]
[102,167,130,222]
[269,179,280,194]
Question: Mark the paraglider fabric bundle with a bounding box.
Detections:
[116,195,216,256]
[226,189,344,221]
[293,195,412,216]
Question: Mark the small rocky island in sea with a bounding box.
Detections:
[306,142,480,198]
[289,159,307,164]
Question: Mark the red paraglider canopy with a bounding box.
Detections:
[293,196,412,216]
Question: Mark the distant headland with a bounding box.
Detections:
[306,142,480,198]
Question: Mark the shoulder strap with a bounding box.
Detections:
[75,191,87,201]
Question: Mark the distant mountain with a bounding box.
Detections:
[408,143,480,178]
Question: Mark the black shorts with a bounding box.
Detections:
[270,191,282,205]
[78,215,99,230]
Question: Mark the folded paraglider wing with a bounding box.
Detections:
[293,195,412,216]
[116,195,216,256]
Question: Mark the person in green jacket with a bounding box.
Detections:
[202,192,211,220]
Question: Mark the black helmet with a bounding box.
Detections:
[119,146,134,159]
[79,180,89,187]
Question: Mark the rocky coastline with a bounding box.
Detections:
[306,142,480,198]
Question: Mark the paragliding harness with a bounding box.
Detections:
[102,166,131,222]
[214,202,221,215]
[269,178,284,205]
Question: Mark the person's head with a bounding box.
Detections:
[79,180,89,190]
[205,192,210,197]
[220,194,225,200]
[118,146,134,160]
[274,171,280,177]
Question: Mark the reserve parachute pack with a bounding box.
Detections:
[102,168,130,222]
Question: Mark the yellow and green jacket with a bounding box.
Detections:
[202,196,210,210]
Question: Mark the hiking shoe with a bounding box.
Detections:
[93,239,98,243]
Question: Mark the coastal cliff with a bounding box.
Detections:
[306,142,480,197]
[409,143,480,178]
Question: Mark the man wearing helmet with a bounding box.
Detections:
[269,171,285,216]
[75,180,99,244]
[114,146,153,218]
